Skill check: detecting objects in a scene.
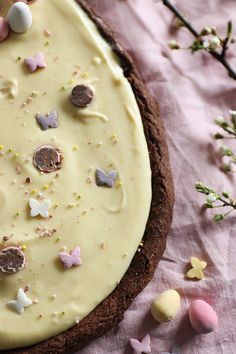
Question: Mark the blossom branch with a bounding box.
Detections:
[161,0,236,80]
[195,182,236,221]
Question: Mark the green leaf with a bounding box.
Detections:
[227,20,233,38]
[222,191,229,198]
[191,39,204,53]
[204,202,214,209]
[214,133,224,139]
[214,214,224,222]
[221,164,231,173]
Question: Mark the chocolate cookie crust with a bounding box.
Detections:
[6,1,174,353]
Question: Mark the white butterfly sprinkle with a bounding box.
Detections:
[29,198,51,218]
[7,288,32,315]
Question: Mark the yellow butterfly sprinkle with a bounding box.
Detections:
[186,257,207,280]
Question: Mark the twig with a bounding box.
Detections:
[195,182,236,221]
[162,0,236,80]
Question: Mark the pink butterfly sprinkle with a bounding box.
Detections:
[129,335,151,354]
[59,247,82,269]
[24,52,46,73]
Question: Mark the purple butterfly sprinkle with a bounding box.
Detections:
[24,52,46,73]
[59,247,82,269]
[36,111,58,131]
[95,168,118,188]
[129,334,151,354]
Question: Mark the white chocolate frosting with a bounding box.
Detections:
[0,0,151,349]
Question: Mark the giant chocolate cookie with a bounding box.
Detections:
[4,1,174,353]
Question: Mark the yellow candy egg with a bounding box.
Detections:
[151,289,180,323]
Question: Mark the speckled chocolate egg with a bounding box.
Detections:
[7,2,32,33]
[151,289,181,323]
[0,17,9,42]
[189,300,218,334]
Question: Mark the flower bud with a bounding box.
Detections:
[168,39,180,50]
[214,115,226,125]
[219,145,233,156]
[201,27,212,35]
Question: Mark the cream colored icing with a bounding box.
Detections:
[0,0,151,349]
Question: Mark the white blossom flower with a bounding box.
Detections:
[208,36,221,50]
[203,40,210,49]
[206,193,217,203]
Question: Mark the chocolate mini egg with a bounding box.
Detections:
[7,2,32,33]
[189,300,218,334]
[151,289,180,323]
[0,17,9,42]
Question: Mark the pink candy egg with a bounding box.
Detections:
[0,17,9,42]
[189,300,218,334]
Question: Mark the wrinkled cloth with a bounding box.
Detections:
[79,1,236,353]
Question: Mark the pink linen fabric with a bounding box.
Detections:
[79,1,236,353]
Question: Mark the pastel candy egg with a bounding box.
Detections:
[7,2,32,33]
[151,289,180,323]
[0,17,9,42]
[189,300,218,334]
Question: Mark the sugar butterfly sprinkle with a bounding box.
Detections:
[59,247,82,269]
[186,256,207,280]
[95,168,118,188]
[129,334,151,354]
[7,288,32,315]
[36,111,58,131]
[24,52,46,73]
[29,198,51,218]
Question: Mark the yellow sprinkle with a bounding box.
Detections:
[73,145,79,151]
[43,184,49,190]
[111,133,117,139]
[45,40,50,46]
[31,189,38,195]
[186,257,207,280]
[22,245,27,250]
[14,153,20,158]
[0,145,4,150]
[54,203,59,208]
[117,181,123,187]
[60,86,66,91]
[15,211,20,216]
[7,148,13,153]
[68,79,74,84]
[81,71,89,78]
